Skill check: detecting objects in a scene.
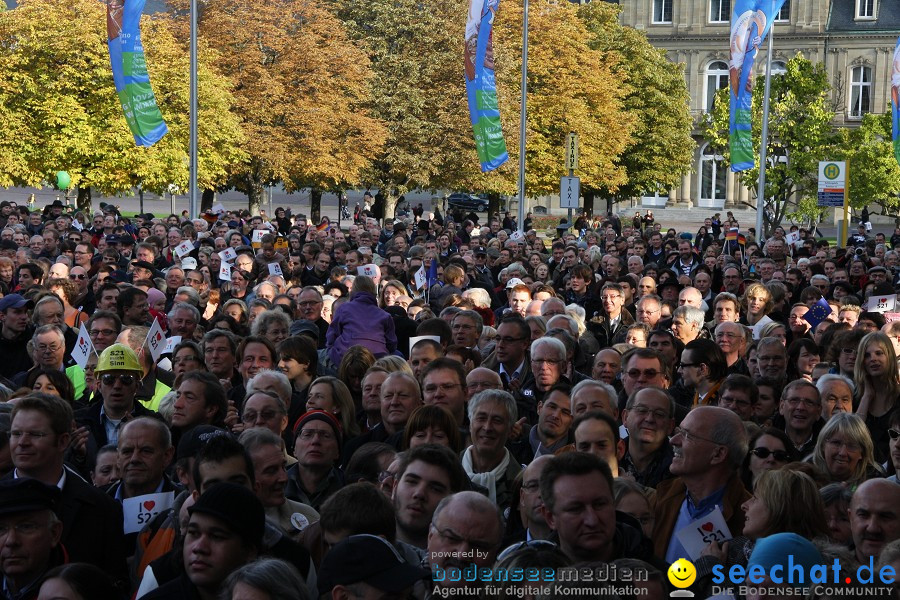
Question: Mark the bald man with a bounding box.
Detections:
[465,367,503,400]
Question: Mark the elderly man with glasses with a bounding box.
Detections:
[652,406,750,563]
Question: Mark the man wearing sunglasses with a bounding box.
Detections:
[75,344,159,468]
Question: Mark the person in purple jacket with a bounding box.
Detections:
[326,275,397,366]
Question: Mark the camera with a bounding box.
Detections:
[855,247,865,256]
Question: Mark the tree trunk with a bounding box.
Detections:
[201,189,215,213]
[383,192,398,223]
[76,186,91,213]
[487,193,502,218]
[583,190,595,218]
[247,182,264,216]
[310,188,322,224]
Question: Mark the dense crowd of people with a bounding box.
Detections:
[0,198,896,598]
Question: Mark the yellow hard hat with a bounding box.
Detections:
[95,343,143,374]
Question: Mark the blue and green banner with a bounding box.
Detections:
[892,36,900,166]
[465,0,508,172]
[729,0,786,171]
[107,0,168,147]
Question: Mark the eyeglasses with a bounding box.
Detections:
[628,405,669,420]
[298,300,321,307]
[242,409,282,423]
[89,329,116,338]
[625,368,662,380]
[751,447,790,461]
[784,397,819,408]
[826,439,862,453]
[840,347,858,355]
[429,524,496,554]
[889,428,900,441]
[100,374,138,386]
[671,426,721,445]
[531,358,561,366]
[601,295,622,301]
[69,274,87,280]
[36,344,62,354]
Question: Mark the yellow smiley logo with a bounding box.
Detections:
[667,558,697,589]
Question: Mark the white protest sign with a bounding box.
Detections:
[674,506,733,561]
[71,323,93,369]
[358,264,379,278]
[414,265,426,290]
[218,247,237,263]
[785,231,801,246]
[164,336,182,354]
[122,491,175,534]
[72,220,83,232]
[146,317,167,362]
[868,294,897,313]
[252,229,266,244]
[174,240,195,258]
[210,203,226,215]
[219,263,232,282]
[268,263,283,278]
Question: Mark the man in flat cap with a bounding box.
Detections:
[0,478,65,600]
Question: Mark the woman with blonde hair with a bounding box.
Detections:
[741,282,774,338]
[692,469,828,596]
[811,412,881,486]
[854,331,900,463]
[306,376,360,437]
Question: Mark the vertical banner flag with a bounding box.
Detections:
[106,0,168,146]
[728,0,787,171]
[892,35,900,166]
[72,323,94,369]
[465,0,508,172]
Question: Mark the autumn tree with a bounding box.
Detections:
[332,0,635,219]
[836,111,900,218]
[0,0,244,212]
[702,54,837,235]
[578,2,693,215]
[179,0,387,215]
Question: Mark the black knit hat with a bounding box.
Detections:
[188,483,265,549]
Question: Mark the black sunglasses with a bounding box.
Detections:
[751,447,790,462]
[889,428,900,441]
[100,374,138,386]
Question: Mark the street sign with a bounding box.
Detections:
[560,176,581,209]
[565,133,579,171]
[817,161,846,207]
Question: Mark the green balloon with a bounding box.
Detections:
[56,171,71,190]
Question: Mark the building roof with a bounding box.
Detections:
[827,0,900,33]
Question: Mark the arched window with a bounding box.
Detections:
[771,61,787,76]
[849,65,872,118]
[699,144,726,208]
[705,61,730,113]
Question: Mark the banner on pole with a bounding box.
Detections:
[106,0,168,147]
[892,36,900,166]
[728,0,787,172]
[465,0,508,172]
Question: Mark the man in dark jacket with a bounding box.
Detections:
[540,452,658,564]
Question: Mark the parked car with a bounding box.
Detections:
[447,192,488,212]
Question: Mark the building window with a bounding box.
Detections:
[705,61,729,113]
[709,0,730,22]
[770,61,787,76]
[849,65,872,118]
[774,0,790,21]
[699,144,726,206]
[653,0,673,24]
[856,0,875,19]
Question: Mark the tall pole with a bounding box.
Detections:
[189,0,199,219]
[516,0,529,233]
[754,21,775,242]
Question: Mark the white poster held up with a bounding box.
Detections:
[174,240,195,258]
[268,263,283,278]
[218,247,237,263]
[868,294,897,313]
[146,318,167,362]
[219,263,232,282]
[71,323,94,369]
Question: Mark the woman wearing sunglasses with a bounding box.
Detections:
[740,427,795,490]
